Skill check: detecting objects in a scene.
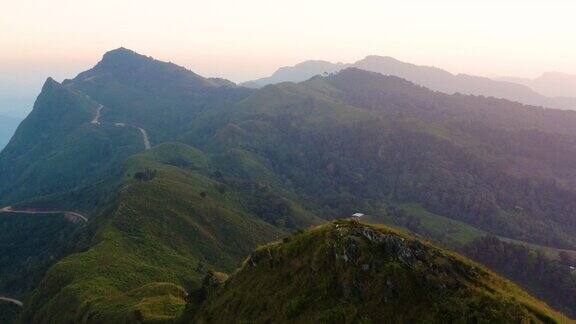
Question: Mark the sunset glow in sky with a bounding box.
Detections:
[1,0,575,107]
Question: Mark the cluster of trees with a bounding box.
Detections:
[133,169,158,182]
[231,180,296,229]
[385,205,422,233]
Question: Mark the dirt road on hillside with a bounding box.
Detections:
[88,100,151,150]
[137,127,151,150]
[0,296,23,307]
[91,105,103,125]
[0,206,88,223]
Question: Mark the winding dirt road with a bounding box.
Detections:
[137,127,151,150]
[91,105,102,125]
[0,296,23,307]
[89,101,151,150]
[0,206,88,223]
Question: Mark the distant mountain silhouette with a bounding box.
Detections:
[242,60,348,88]
[244,55,576,110]
[500,72,576,98]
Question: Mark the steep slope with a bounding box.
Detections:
[0,78,143,205]
[191,221,567,323]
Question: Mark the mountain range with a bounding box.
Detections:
[243,55,576,111]
[1,48,576,323]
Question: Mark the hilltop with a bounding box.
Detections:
[191,221,568,323]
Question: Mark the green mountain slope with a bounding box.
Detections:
[191,221,568,323]
[0,78,143,205]
[0,48,251,206]
[19,142,321,323]
[64,48,252,142]
[182,70,576,250]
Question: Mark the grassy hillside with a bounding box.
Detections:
[192,220,568,323]
[19,143,321,323]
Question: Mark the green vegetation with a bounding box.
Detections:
[0,213,80,298]
[464,235,576,319]
[19,142,319,323]
[192,221,568,323]
[0,301,21,324]
[367,203,576,317]
[367,203,486,247]
[68,47,252,143]
[4,49,576,321]
[0,78,143,205]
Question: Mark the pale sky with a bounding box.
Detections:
[1,0,576,114]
